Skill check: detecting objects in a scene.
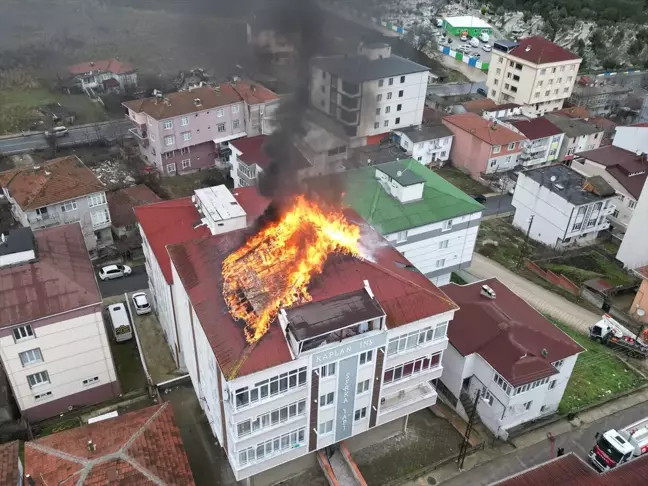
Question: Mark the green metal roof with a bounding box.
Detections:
[375,160,425,186]
[339,159,484,235]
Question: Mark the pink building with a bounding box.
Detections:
[442,113,526,178]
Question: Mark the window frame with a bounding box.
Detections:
[13,325,35,342]
[181,116,189,126]
[164,135,175,146]
[27,370,50,388]
[20,348,43,367]
[163,120,173,130]
[182,131,192,141]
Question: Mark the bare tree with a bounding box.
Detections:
[404,24,437,53]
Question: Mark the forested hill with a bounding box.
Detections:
[488,0,647,24]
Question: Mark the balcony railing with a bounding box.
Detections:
[380,381,437,414]
[339,81,360,97]
[128,127,149,148]
[603,204,616,215]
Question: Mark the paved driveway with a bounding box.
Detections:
[98,265,149,298]
[482,195,514,217]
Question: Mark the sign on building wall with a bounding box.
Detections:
[310,332,388,368]
[335,354,358,442]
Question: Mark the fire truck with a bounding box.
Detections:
[589,417,648,471]
[589,314,648,359]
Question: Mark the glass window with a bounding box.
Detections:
[13,325,34,342]
[237,420,251,437]
[27,371,50,388]
[164,120,173,129]
[87,193,107,208]
[182,131,192,141]
[434,323,447,340]
[378,79,384,87]
[406,333,418,349]
[298,400,306,414]
[387,339,398,356]
[181,116,189,126]
[20,348,42,366]
[164,135,175,146]
[217,123,226,132]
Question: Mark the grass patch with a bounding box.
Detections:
[109,338,148,393]
[159,168,231,199]
[552,320,645,414]
[433,167,489,196]
[476,218,538,267]
[541,251,636,287]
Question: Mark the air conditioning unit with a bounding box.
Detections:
[223,389,231,402]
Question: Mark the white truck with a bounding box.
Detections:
[589,417,648,471]
[589,314,648,358]
[479,32,490,43]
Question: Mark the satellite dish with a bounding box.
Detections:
[638,308,646,317]
[550,176,557,182]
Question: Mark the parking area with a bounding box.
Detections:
[434,25,500,65]
[123,289,180,385]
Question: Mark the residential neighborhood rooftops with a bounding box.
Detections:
[308,158,484,235]
[544,113,601,138]
[230,80,280,104]
[575,145,648,199]
[25,403,195,485]
[107,184,162,229]
[553,106,591,119]
[230,135,271,169]
[0,227,35,257]
[311,54,428,84]
[444,278,584,387]
[508,36,581,65]
[68,58,134,75]
[0,224,101,329]
[0,441,19,486]
[522,164,615,206]
[442,16,492,28]
[460,98,497,115]
[167,198,457,379]
[396,124,454,143]
[0,156,104,211]
[511,117,563,140]
[443,113,526,146]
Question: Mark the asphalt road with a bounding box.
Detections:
[0,120,131,155]
[483,194,514,217]
[427,81,486,97]
[98,265,149,298]
[440,400,648,485]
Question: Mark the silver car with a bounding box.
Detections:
[131,292,151,315]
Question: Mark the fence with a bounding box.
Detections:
[525,260,580,295]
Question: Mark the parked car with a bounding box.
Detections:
[98,264,132,281]
[45,126,69,138]
[482,44,492,52]
[477,88,488,97]
[460,34,468,41]
[471,52,481,59]
[131,292,151,315]
[469,37,480,48]
[472,195,487,204]
[458,44,471,53]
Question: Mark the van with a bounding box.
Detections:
[479,32,490,43]
[436,18,443,28]
[45,126,69,138]
[107,303,133,342]
[470,37,480,48]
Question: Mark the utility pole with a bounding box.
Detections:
[457,389,481,470]
[516,215,535,269]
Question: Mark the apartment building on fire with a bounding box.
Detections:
[135,184,457,485]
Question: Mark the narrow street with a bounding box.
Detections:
[98,264,149,298]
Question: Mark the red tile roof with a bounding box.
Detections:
[443,113,527,147]
[509,36,580,65]
[68,58,134,75]
[108,185,162,228]
[0,441,19,486]
[231,135,272,169]
[553,106,591,120]
[461,98,497,115]
[512,117,563,140]
[25,403,195,485]
[631,122,648,127]
[230,80,280,104]
[0,225,101,329]
[443,279,584,386]
[636,266,648,279]
[0,156,104,210]
[575,145,648,199]
[167,208,457,379]
[232,186,271,222]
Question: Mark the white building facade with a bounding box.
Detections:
[617,177,648,269]
[393,125,454,165]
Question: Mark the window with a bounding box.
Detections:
[494,373,512,395]
[374,122,379,129]
[548,79,553,85]
[359,350,373,365]
[232,105,240,114]
[553,359,564,370]
[34,391,52,401]
[181,147,190,155]
[357,380,370,394]
[165,135,175,146]
[564,87,569,93]
[511,86,518,93]
[320,363,336,378]
[439,239,448,250]
[319,420,333,435]
[383,353,441,384]
[496,68,501,75]
[567,76,573,82]
[387,92,392,100]
[384,120,389,127]
[91,208,110,227]
[235,368,307,409]
[498,57,503,64]
[490,159,497,167]
[27,371,49,388]
[150,133,156,142]
[534,92,540,98]
[385,106,391,114]
[491,89,496,96]
[492,145,501,154]
[540,69,546,75]
[443,219,453,231]
[354,407,367,421]
[505,83,510,90]
[572,222,582,231]
[433,322,447,340]
[20,348,42,366]
[396,230,407,242]
[164,120,173,130]
[87,193,106,207]
[482,389,494,406]
[376,108,380,115]
[378,79,384,87]
[545,90,550,96]
[629,200,637,209]
[83,376,99,386]
[165,150,176,160]
[524,401,532,411]
[233,119,240,130]
[494,79,499,86]
[181,116,189,126]
[612,210,620,218]
[436,259,445,268]
[237,399,306,438]
[396,104,402,111]
[554,89,559,95]
[217,108,224,117]
[377,94,382,101]
[549,380,557,390]
[217,123,226,132]
[147,117,152,126]
[508,142,516,150]
[388,77,394,85]
[398,90,403,97]
[395,117,400,125]
[319,392,334,408]
[166,163,176,174]
[182,131,192,141]
[513,74,520,82]
[400,76,405,83]
[557,77,562,84]
[61,201,77,212]
[181,159,191,169]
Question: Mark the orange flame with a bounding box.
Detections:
[222,195,361,344]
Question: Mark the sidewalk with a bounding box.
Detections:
[466,254,599,335]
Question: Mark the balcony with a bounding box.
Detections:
[129,127,149,148]
[603,204,616,215]
[339,81,360,97]
[339,95,360,111]
[338,109,359,126]
[378,380,438,424]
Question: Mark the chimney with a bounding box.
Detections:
[88,440,97,452]
[163,98,171,106]
[193,98,202,107]
[90,61,95,67]
[481,285,496,299]
[525,45,531,52]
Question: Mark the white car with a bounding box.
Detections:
[482,44,492,52]
[98,264,132,281]
[458,45,471,53]
[132,292,151,315]
[460,34,468,41]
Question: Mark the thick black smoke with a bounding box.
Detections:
[256,0,323,202]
